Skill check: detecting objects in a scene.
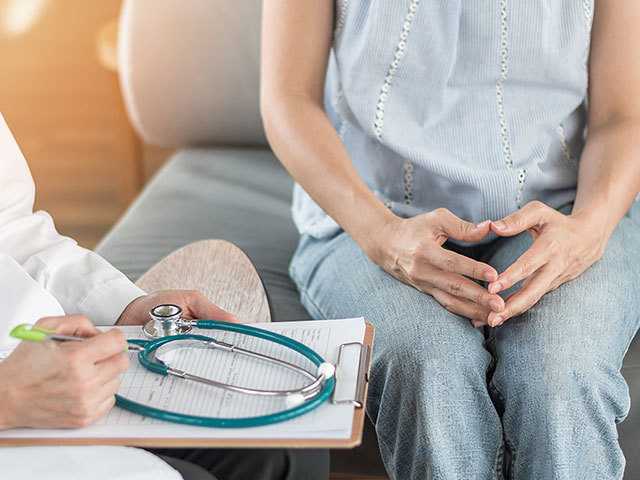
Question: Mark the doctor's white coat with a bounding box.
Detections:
[0,114,181,479]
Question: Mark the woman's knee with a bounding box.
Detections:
[369,309,490,413]
[376,297,487,365]
[376,328,485,377]
[494,340,630,424]
[494,236,639,384]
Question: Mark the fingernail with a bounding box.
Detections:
[492,315,503,327]
[476,220,490,229]
[489,282,502,294]
[484,269,498,282]
[493,221,506,231]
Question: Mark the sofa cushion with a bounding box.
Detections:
[118,0,265,147]
[97,148,307,322]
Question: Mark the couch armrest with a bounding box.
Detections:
[118,0,265,148]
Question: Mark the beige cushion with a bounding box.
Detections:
[118,0,265,147]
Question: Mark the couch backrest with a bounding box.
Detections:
[118,0,266,148]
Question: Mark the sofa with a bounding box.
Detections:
[97,1,639,478]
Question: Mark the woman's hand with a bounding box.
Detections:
[0,316,129,430]
[369,208,505,326]
[117,290,238,326]
[486,201,609,326]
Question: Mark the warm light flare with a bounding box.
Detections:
[1,0,49,36]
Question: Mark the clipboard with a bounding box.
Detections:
[0,322,374,449]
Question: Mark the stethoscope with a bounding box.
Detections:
[115,304,336,428]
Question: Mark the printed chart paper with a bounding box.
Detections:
[0,318,366,441]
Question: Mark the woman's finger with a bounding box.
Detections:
[428,288,491,325]
[487,264,560,326]
[430,248,498,282]
[435,209,492,243]
[418,266,504,312]
[488,238,551,293]
[491,200,550,237]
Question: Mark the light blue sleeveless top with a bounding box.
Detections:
[292,1,594,241]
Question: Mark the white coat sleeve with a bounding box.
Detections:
[0,113,145,325]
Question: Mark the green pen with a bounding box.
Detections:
[10,323,144,351]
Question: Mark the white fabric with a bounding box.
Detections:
[0,113,145,338]
[0,255,64,350]
[0,447,182,480]
[0,114,178,479]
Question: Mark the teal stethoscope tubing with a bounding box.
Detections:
[115,320,336,428]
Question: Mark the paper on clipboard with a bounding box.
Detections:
[0,318,367,442]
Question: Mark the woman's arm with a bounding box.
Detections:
[260,1,392,253]
[573,0,640,233]
[486,0,640,326]
[261,0,505,324]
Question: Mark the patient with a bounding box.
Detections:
[261,1,640,479]
[0,113,328,480]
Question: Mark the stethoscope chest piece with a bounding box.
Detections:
[143,304,192,338]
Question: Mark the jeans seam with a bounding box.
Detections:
[492,439,503,480]
[376,433,396,479]
[490,382,514,480]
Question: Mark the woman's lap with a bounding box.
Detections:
[488,212,640,409]
[291,213,640,378]
[290,232,493,386]
[488,213,640,397]
[290,209,640,479]
[486,214,640,477]
[291,232,503,477]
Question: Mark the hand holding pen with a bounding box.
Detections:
[0,316,129,430]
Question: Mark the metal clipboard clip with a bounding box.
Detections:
[331,341,371,408]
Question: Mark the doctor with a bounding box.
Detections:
[0,114,329,480]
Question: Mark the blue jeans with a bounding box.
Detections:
[289,205,640,480]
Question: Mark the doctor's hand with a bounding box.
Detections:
[486,201,609,327]
[0,315,128,430]
[368,208,505,327]
[116,289,238,326]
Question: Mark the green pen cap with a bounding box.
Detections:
[10,324,55,343]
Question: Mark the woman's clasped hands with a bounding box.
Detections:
[369,201,608,328]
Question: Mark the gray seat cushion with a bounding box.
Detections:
[98,148,308,322]
[97,148,639,478]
